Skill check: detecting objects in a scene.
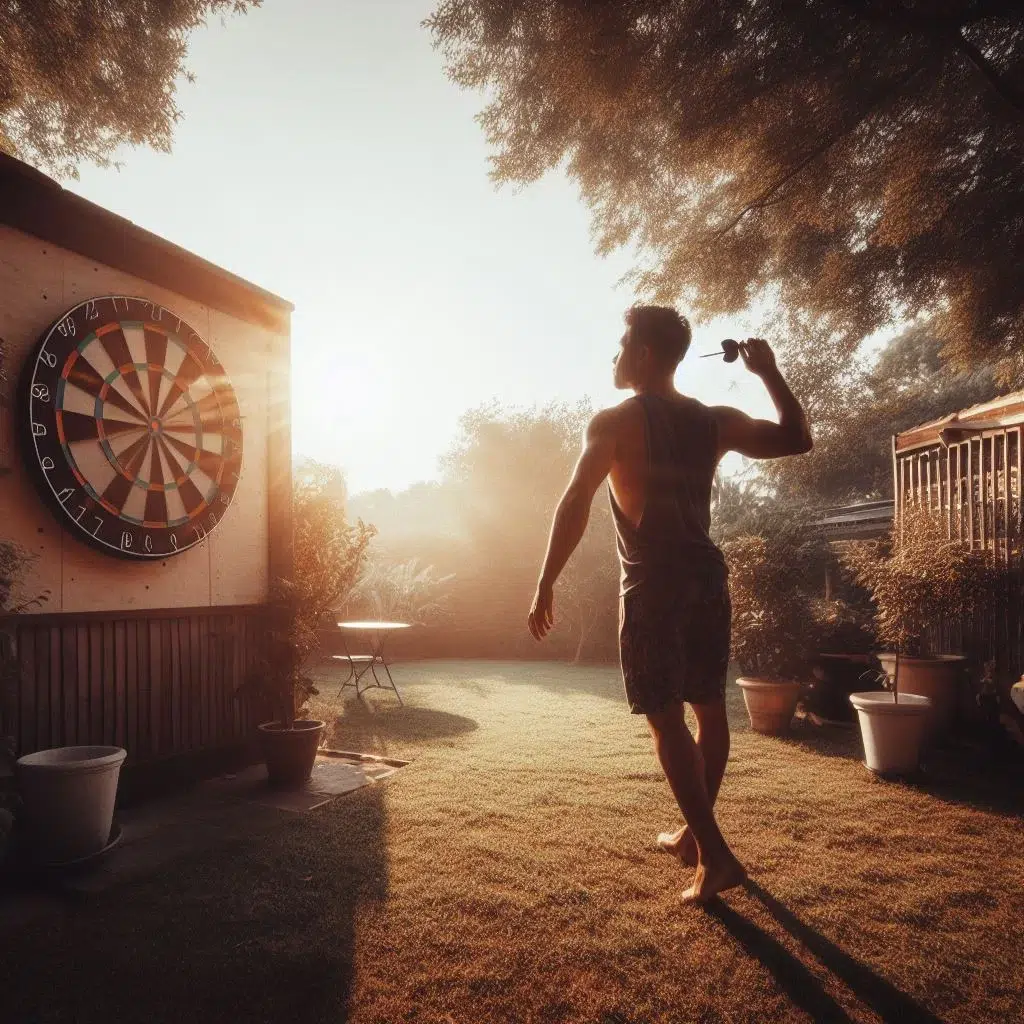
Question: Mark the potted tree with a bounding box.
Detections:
[239,582,327,788]
[841,506,998,773]
[723,531,819,735]
[239,460,375,787]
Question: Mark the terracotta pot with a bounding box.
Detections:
[258,720,325,788]
[736,677,803,735]
[877,654,965,742]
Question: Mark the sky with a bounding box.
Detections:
[66,0,776,495]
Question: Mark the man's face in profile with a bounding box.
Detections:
[613,328,646,390]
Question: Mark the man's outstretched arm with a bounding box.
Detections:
[528,410,617,641]
[713,338,813,459]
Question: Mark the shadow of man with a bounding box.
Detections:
[707,880,945,1024]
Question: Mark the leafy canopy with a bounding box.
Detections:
[428,1,1024,383]
[2,1,259,176]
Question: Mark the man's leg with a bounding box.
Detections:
[646,703,745,902]
[660,698,730,865]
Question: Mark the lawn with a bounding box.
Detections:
[1,659,1021,1024]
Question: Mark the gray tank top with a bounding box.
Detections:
[610,393,726,596]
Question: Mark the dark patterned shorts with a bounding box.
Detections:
[619,561,731,715]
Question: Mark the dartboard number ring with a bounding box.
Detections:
[22,296,243,559]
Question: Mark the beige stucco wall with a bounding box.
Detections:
[0,223,287,613]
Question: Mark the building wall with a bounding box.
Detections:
[0,223,288,613]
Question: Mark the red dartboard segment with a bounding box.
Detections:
[20,296,244,560]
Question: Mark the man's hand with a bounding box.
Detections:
[740,337,777,378]
[528,581,555,641]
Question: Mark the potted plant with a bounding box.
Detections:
[805,586,883,724]
[840,506,998,772]
[239,461,375,786]
[722,530,819,735]
[239,582,326,788]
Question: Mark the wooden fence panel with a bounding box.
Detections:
[2,605,269,764]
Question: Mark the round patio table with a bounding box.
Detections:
[331,621,410,703]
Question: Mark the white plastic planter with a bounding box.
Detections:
[849,692,932,776]
[16,745,127,864]
[736,678,803,735]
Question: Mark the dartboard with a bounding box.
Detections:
[22,296,243,559]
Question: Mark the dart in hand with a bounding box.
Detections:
[699,339,741,363]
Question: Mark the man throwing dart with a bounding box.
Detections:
[528,306,812,904]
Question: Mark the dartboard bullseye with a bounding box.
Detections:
[21,296,243,559]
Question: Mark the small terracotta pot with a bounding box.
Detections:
[736,677,803,735]
[258,720,325,788]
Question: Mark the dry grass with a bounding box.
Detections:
[2,659,1022,1023]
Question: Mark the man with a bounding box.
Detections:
[527,306,812,904]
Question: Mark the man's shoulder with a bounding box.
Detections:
[590,398,642,434]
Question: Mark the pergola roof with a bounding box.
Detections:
[895,390,1024,454]
[812,500,894,540]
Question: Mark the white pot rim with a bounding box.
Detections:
[849,691,932,715]
[16,745,127,773]
[876,653,966,665]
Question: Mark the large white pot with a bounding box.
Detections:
[849,692,932,776]
[16,745,127,864]
[736,677,803,735]
[876,654,964,742]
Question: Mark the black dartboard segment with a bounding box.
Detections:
[22,296,243,559]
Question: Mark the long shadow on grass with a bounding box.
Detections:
[911,743,1024,818]
[770,718,864,762]
[706,899,856,1022]
[713,880,945,1024]
[0,784,388,1023]
[325,698,478,755]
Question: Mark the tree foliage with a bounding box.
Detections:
[348,557,455,626]
[840,505,1001,658]
[428,1,1024,382]
[722,519,829,679]
[242,460,374,725]
[2,1,259,176]
[762,320,1004,504]
[441,400,620,659]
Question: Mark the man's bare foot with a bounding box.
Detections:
[681,854,748,905]
[656,827,698,868]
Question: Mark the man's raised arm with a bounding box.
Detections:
[528,409,617,640]
[713,338,813,460]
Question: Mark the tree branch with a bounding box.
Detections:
[951,28,1024,121]
[714,68,923,239]
[835,1,1024,122]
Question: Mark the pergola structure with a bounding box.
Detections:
[893,391,1024,560]
[894,391,1024,682]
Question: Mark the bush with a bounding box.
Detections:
[840,506,1000,658]
[722,526,826,681]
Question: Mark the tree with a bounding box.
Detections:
[441,400,620,660]
[240,460,374,725]
[761,321,1004,504]
[428,2,1024,383]
[2,1,259,176]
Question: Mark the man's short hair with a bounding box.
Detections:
[625,305,692,369]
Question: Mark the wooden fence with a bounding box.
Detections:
[1,604,270,764]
